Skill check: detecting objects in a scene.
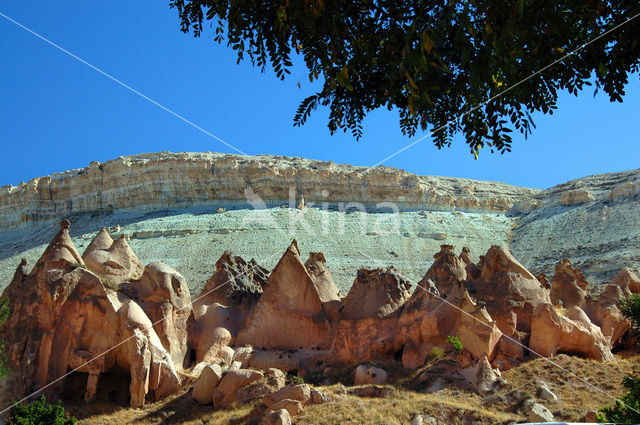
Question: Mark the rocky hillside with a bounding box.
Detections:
[0,152,639,293]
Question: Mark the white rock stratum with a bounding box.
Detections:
[1,151,639,293]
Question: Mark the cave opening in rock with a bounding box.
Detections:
[61,370,131,405]
[556,350,589,359]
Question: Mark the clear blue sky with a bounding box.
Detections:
[1,2,638,189]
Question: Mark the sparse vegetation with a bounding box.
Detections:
[10,395,77,425]
[101,277,121,292]
[427,346,445,362]
[596,375,640,424]
[447,334,463,354]
[285,372,304,386]
[620,294,640,338]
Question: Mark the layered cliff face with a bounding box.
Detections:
[0,152,539,229]
[0,152,639,293]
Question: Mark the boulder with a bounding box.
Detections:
[610,267,640,295]
[529,304,613,361]
[82,228,143,285]
[309,387,333,404]
[233,346,254,368]
[527,402,554,422]
[237,241,333,349]
[235,368,285,405]
[550,259,588,308]
[192,364,222,405]
[354,364,389,385]
[213,369,264,409]
[331,267,410,363]
[458,356,499,393]
[129,262,193,368]
[348,385,393,398]
[266,399,304,417]
[196,327,232,365]
[263,384,311,407]
[537,382,558,402]
[259,409,292,425]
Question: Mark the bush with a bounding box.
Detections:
[10,396,77,425]
[285,372,304,385]
[427,346,445,361]
[596,375,640,424]
[596,294,640,423]
[619,294,640,338]
[447,334,463,354]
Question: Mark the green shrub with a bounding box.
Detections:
[447,334,463,354]
[427,346,445,361]
[285,372,304,385]
[596,375,640,424]
[596,294,640,423]
[619,294,640,338]
[10,395,77,425]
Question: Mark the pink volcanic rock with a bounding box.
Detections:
[129,262,193,368]
[394,279,501,368]
[82,227,143,284]
[550,259,589,309]
[609,267,640,295]
[423,245,467,295]
[304,252,341,322]
[529,304,613,361]
[583,283,631,347]
[0,221,181,408]
[331,267,411,363]
[468,246,550,338]
[236,240,333,349]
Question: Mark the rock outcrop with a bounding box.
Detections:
[529,304,613,361]
[0,222,183,408]
[331,267,410,363]
[550,259,589,308]
[0,152,541,232]
[82,228,143,285]
[128,262,193,368]
[236,240,334,349]
[1,220,636,413]
[468,246,550,337]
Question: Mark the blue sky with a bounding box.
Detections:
[0,2,638,189]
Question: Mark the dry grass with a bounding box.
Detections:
[502,349,640,422]
[66,349,640,425]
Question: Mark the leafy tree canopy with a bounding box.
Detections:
[171,0,640,156]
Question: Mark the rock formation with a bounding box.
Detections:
[395,278,502,368]
[236,240,335,349]
[468,246,550,338]
[128,262,193,368]
[529,304,613,361]
[550,259,589,308]
[82,228,143,285]
[0,222,182,408]
[422,245,467,295]
[332,267,410,363]
[1,220,635,413]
